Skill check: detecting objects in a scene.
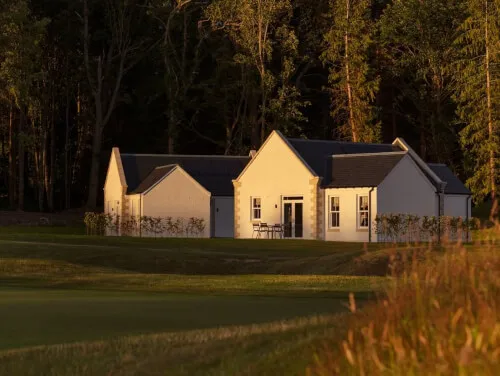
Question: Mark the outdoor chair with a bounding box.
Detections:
[272,224,284,239]
[259,223,271,238]
[252,223,261,238]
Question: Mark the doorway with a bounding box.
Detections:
[282,197,304,239]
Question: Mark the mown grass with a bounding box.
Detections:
[310,237,500,375]
[0,287,349,351]
[0,314,347,376]
[0,258,384,297]
[0,236,419,276]
[0,234,383,359]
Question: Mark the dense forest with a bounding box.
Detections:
[0,0,498,212]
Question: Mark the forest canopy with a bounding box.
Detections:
[0,0,498,211]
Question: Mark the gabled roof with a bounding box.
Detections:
[120,154,250,196]
[428,164,471,195]
[129,165,177,194]
[287,137,401,178]
[326,152,406,188]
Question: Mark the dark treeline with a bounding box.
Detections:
[0,0,498,211]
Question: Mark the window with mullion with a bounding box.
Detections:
[330,197,340,228]
[251,197,261,220]
[358,196,369,228]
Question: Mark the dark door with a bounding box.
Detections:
[284,203,292,238]
[294,203,303,238]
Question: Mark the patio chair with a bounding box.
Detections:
[259,223,270,238]
[272,224,284,239]
[252,223,261,238]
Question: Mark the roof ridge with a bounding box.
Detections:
[154,164,178,170]
[287,137,394,147]
[121,153,249,159]
[331,151,407,158]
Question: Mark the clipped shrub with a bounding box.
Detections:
[373,214,476,243]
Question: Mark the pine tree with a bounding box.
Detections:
[321,0,380,142]
[454,0,500,207]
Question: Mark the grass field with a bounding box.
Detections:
[0,230,391,375]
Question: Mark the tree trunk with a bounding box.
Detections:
[18,107,25,211]
[485,0,496,214]
[345,0,357,142]
[47,91,56,211]
[391,86,398,139]
[8,101,16,209]
[168,104,177,154]
[64,89,71,210]
[419,110,427,160]
[86,101,103,210]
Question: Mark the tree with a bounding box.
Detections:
[322,0,380,142]
[149,0,210,154]
[206,0,306,146]
[83,0,150,209]
[0,0,48,210]
[454,0,500,208]
[378,0,464,161]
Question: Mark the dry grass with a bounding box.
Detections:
[310,227,500,375]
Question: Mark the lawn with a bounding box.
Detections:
[0,231,393,375]
[0,288,346,351]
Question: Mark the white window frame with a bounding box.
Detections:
[358,195,369,229]
[251,197,262,221]
[329,196,340,229]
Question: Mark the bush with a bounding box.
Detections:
[373,214,477,243]
[83,213,207,238]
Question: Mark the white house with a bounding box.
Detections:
[104,148,249,238]
[233,131,471,242]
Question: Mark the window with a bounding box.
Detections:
[251,197,261,220]
[358,196,369,228]
[329,197,340,228]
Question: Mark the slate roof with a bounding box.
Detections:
[286,138,401,178]
[121,154,250,196]
[129,165,177,194]
[428,164,471,195]
[325,153,406,188]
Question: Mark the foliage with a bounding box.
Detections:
[373,213,478,243]
[83,213,206,238]
[83,212,112,235]
[321,0,380,142]
[453,0,500,203]
[206,0,308,143]
[378,0,465,162]
[1,0,499,212]
[310,237,500,375]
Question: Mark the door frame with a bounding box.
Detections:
[281,195,304,239]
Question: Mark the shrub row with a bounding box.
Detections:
[84,213,206,238]
[373,214,479,243]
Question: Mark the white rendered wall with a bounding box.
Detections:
[444,195,471,218]
[103,151,125,235]
[235,132,316,239]
[142,168,211,238]
[324,188,377,242]
[377,155,438,217]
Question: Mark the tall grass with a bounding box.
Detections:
[310,227,500,375]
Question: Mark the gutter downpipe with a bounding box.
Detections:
[466,195,471,242]
[369,187,375,243]
[139,194,142,238]
[437,183,447,243]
